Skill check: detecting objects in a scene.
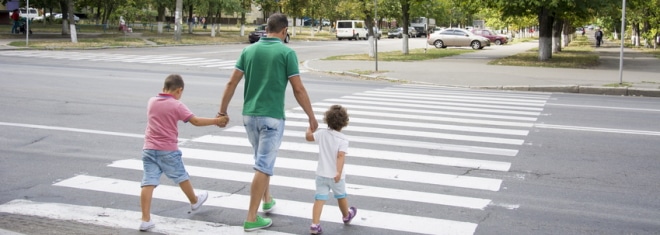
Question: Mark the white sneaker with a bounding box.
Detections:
[139,220,155,231]
[191,191,208,211]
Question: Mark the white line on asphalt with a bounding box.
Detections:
[288,118,527,138]
[362,91,547,107]
[321,99,539,121]
[0,199,291,235]
[0,122,189,141]
[227,124,524,145]
[54,175,478,235]
[300,103,537,125]
[110,158,493,209]
[179,147,502,191]
[338,96,542,116]
[534,124,660,136]
[545,103,660,112]
[190,135,513,170]
[391,84,552,99]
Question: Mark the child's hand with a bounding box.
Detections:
[216,116,229,127]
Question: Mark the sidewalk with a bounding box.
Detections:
[303,39,660,97]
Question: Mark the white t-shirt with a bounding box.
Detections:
[313,128,349,179]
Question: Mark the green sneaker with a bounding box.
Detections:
[262,198,276,213]
[244,215,272,232]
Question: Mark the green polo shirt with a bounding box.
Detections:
[236,37,300,119]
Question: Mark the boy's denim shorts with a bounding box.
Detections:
[141,149,189,187]
[243,116,285,176]
[314,176,347,200]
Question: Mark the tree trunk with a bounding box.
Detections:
[401,0,410,55]
[157,5,165,34]
[562,21,571,47]
[537,7,554,61]
[632,22,640,46]
[552,18,563,53]
[188,5,194,34]
[240,12,246,36]
[68,0,77,43]
[60,0,69,35]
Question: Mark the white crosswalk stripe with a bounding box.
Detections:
[1,84,550,234]
[1,50,241,70]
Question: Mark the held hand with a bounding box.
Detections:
[309,119,319,133]
[216,114,229,127]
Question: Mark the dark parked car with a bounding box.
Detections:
[248,24,290,43]
[471,29,508,45]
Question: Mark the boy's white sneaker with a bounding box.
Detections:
[191,191,208,211]
[139,220,155,231]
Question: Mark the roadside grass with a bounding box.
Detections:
[1,23,335,48]
[7,36,147,48]
[324,47,475,61]
[489,35,599,68]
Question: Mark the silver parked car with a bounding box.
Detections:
[427,28,490,50]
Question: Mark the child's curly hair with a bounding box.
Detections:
[324,105,349,131]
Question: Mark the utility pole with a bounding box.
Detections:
[174,0,183,42]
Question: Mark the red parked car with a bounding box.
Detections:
[471,29,508,45]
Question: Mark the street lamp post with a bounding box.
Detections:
[619,0,626,85]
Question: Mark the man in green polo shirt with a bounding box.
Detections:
[217,13,318,232]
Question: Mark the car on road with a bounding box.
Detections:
[54,13,80,22]
[471,29,508,45]
[248,24,290,43]
[427,28,490,50]
[367,27,382,39]
[336,20,368,40]
[387,27,418,38]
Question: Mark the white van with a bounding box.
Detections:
[335,20,368,40]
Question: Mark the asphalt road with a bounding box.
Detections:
[0,41,659,235]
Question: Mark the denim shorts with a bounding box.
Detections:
[141,149,189,187]
[314,176,347,200]
[243,116,285,176]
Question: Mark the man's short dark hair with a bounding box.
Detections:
[266,13,288,33]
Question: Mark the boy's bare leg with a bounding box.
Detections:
[140,186,156,222]
[337,198,349,218]
[247,171,270,222]
[179,180,197,204]
[263,183,271,203]
[312,200,325,224]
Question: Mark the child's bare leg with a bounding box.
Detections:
[312,200,325,224]
[140,186,156,222]
[262,183,271,203]
[179,180,197,204]
[337,198,349,218]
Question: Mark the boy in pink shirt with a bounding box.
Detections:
[139,74,227,231]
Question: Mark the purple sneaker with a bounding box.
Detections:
[343,207,357,224]
[310,224,323,234]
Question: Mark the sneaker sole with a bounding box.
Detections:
[244,220,273,232]
[139,224,155,231]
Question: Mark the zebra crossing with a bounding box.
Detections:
[0,84,550,234]
[0,50,238,69]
